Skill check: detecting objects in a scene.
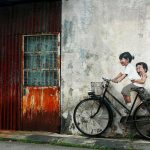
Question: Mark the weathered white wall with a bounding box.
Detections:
[61,0,150,136]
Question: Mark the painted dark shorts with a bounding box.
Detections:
[121,83,150,100]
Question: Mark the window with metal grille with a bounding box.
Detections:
[24,35,59,86]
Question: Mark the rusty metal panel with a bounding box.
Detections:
[0,1,61,131]
[0,34,21,130]
[0,1,61,34]
[23,87,60,131]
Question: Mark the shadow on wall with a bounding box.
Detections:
[61,110,72,134]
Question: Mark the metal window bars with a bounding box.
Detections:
[24,34,59,86]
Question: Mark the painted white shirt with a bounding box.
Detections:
[123,63,142,87]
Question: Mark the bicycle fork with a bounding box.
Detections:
[90,101,102,118]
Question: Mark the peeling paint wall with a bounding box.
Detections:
[61,0,150,137]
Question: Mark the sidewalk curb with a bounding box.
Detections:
[0,131,150,149]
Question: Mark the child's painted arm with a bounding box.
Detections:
[112,72,123,83]
[131,75,147,84]
[116,74,127,82]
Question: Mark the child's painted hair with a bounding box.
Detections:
[136,62,148,73]
[119,52,134,63]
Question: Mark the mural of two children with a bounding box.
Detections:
[112,52,150,107]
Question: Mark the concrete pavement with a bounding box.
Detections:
[0,141,89,150]
[0,131,150,149]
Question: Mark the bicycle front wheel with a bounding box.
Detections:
[73,98,112,137]
[133,101,150,139]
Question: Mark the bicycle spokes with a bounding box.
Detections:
[134,102,150,139]
[73,99,112,136]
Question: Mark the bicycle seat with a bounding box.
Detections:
[131,87,144,93]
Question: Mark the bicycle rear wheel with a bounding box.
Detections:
[133,101,150,139]
[73,98,113,137]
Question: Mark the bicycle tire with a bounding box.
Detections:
[133,101,150,139]
[73,98,113,137]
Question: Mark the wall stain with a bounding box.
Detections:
[80,49,86,64]
[68,61,73,69]
[63,20,73,46]
[85,64,93,76]
[69,88,73,96]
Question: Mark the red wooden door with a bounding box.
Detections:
[22,34,60,132]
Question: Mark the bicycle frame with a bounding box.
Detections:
[74,78,150,139]
[102,81,140,117]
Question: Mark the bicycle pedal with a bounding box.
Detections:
[124,110,130,114]
[120,116,127,123]
[120,116,133,123]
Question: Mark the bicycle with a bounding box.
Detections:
[73,77,150,139]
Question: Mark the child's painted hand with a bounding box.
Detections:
[111,79,118,83]
[131,79,135,83]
